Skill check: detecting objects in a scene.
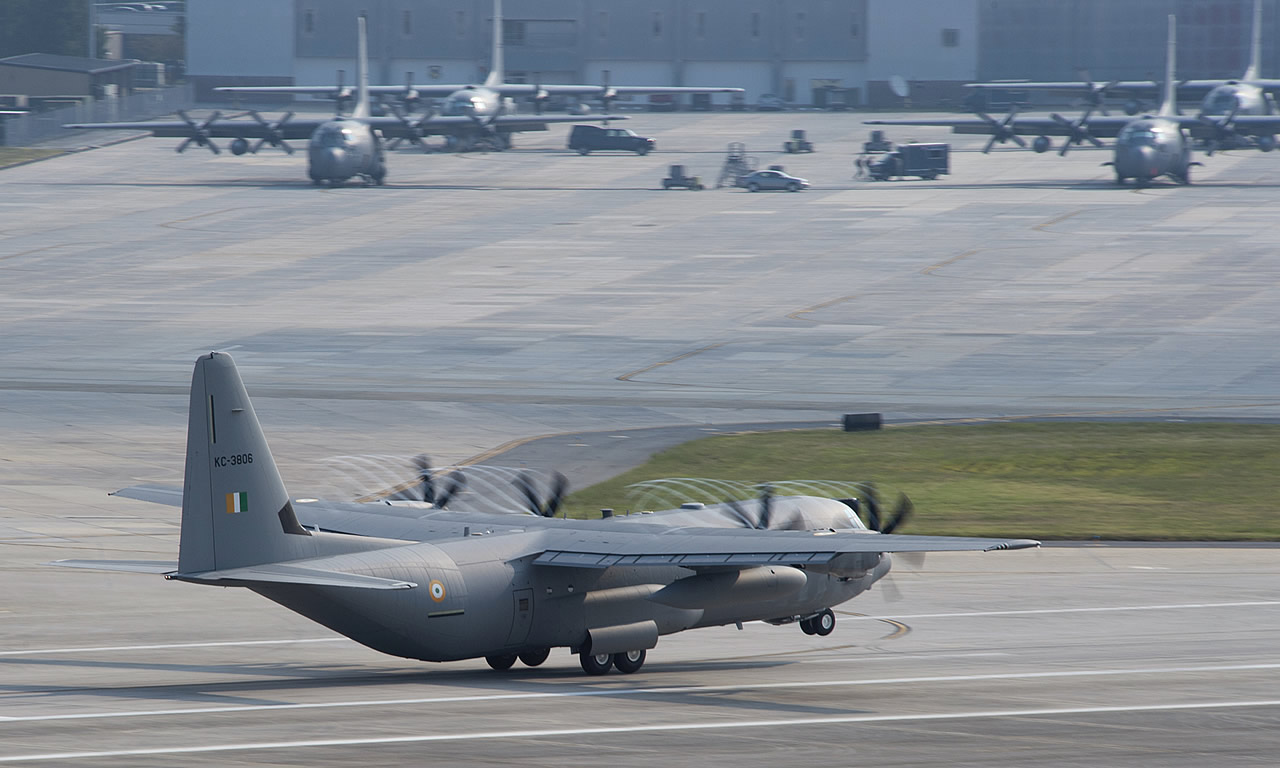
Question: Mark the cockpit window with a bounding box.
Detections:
[315,125,356,147]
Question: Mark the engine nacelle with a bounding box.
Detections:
[229,137,250,155]
[1258,134,1277,152]
[1032,135,1051,153]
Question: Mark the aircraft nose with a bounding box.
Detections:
[309,146,344,175]
[1117,144,1157,178]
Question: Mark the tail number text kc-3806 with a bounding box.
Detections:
[214,454,254,468]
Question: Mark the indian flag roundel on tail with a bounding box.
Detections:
[226,491,248,514]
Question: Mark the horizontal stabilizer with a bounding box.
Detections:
[50,559,177,574]
[171,562,416,590]
[111,483,182,507]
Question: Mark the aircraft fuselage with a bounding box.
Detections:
[1113,116,1190,184]
[251,530,888,663]
[306,117,385,186]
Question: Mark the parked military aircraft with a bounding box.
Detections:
[966,0,1280,137]
[53,352,1037,675]
[63,17,625,184]
[867,16,1280,184]
[214,0,743,151]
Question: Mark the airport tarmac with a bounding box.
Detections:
[2,111,1280,764]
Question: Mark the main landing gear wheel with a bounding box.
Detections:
[485,653,518,671]
[519,647,551,667]
[813,609,836,636]
[612,649,646,674]
[580,650,613,675]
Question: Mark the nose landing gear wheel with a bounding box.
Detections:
[799,617,816,635]
[580,650,613,675]
[813,609,836,636]
[612,649,646,674]
[486,653,518,671]
[519,647,551,667]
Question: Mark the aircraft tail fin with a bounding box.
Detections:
[352,14,372,119]
[484,0,504,87]
[179,352,317,574]
[1245,0,1263,81]
[1158,14,1178,117]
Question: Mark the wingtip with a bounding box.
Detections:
[984,540,1041,551]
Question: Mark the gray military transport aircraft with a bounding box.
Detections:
[966,0,1280,137]
[63,16,626,184]
[214,0,744,152]
[867,15,1280,185]
[54,352,1038,675]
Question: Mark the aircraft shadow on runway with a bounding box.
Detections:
[0,654,876,717]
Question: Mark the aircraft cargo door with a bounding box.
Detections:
[506,588,533,645]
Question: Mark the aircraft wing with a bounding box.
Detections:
[530,85,744,96]
[532,527,1039,569]
[864,115,1134,139]
[362,114,628,137]
[216,84,743,98]
[1208,114,1280,136]
[62,117,325,140]
[965,80,1227,94]
[216,85,488,97]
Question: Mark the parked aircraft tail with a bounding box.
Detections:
[352,14,372,119]
[178,351,317,573]
[1244,0,1263,82]
[484,0,505,88]
[1158,15,1178,117]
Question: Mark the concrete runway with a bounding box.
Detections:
[3,111,1280,764]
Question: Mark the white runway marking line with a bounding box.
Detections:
[6,699,1280,762]
[4,662,1280,724]
[0,638,347,657]
[6,601,1271,660]
[843,600,1280,621]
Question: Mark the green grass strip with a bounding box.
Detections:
[564,422,1280,541]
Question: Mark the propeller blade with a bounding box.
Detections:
[982,134,999,154]
[879,494,914,535]
[880,574,905,603]
[543,472,569,518]
[515,471,542,516]
[721,499,755,528]
[433,471,466,509]
[863,484,881,532]
[758,483,774,529]
[175,137,193,153]
[413,454,436,504]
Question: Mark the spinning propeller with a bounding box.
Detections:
[1076,69,1117,116]
[386,102,437,152]
[977,106,1027,153]
[1198,101,1242,156]
[841,483,914,534]
[722,484,800,530]
[175,110,222,154]
[1050,108,1103,156]
[248,110,295,154]
[413,454,466,508]
[515,471,569,517]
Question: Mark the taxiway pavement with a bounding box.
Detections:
[3,111,1279,765]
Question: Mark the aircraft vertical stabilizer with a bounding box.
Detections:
[1244,0,1263,81]
[352,15,372,119]
[484,0,504,88]
[179,352,315,574]
[1158,14,1178,117]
